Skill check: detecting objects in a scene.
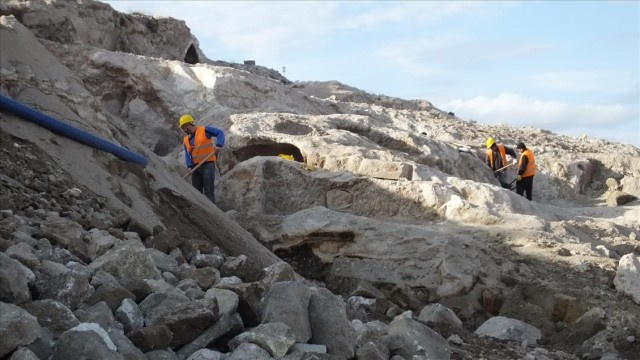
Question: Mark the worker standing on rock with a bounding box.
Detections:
[515,142,536,201]
[180,114,225,203]
[485,137,518,187]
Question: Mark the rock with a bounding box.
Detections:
[139,292,218,346]
[148,248,180,274]
[86,279,136,312]
[613,254,640,304]
[605,178,620,191]
[563,307,606,344]
[356,158,413,180]
[85,228,118,260]
[0,253,31,304]
[308,287,355,359]
[107,329,147,360]
[8,347,39,360]
[114,298,144,333]
[87,240,161,291]
[51,323,122,360]
[5,242,40,269]
[177,266,220,290]
[417,303,463,329]
[21,299,79,337]
[176,313,243,360]
[226,343,272,360]
[146,228,183,253]
[191,253,224,269]
[27,328,56,360]
[386,311,450,360]
[447,334,464,345]
[605,190,638,206]
[0,302,42,358]
[126,218,153,239]
[356,340,389,360]
[220,254,264,282]
[74,301,121,332]
[229,322,296,358]
[126,325,173,353]
[475,316,542,345]
[262,281,312,342]
[35,271,89,310]
[145,350,180,360]
[185,349,225,360]
[39,216,84,247]
[354,320,389,348]
[62,187,82,198]
[204,288,239,316]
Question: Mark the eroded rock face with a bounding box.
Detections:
[0,0,206,63]
[1,1,640,359]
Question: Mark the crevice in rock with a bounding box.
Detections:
[274,243,332,282]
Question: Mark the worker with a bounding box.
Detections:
[485,137,518,187]
[180,114,225,203]
[515,142,536,201]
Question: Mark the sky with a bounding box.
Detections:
[104,1,639,147]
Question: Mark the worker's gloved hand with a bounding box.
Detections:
[516,175,522,181]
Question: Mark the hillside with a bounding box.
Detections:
[1,1,639,360]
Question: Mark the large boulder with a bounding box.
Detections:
[0,302,42,358]
[51,323,123,360]
[386,311,450,360]
[475,316,542,345]
[139,292,218,346]
[88,241,161,291]
[613,254,640,304]
[0,253,31,304]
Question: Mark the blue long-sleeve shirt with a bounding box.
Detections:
[184,125,225,168]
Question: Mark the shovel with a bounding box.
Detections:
[182,149,218,179]
[493,161,516,173]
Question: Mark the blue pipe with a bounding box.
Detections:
[0,94,148,167]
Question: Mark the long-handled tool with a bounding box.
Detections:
[493,161,516,173]
[182,150,217,179]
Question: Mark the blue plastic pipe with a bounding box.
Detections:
[0,94,148,167]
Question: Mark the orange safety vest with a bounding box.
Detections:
[518,149,536,177]
[487,144,508,170]
[183,126,216,164]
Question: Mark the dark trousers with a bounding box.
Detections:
[191,162,216,203]
[516,175,534,201]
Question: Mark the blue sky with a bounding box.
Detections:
[104,1,639,147]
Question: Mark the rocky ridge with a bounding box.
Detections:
[1,1,639,359]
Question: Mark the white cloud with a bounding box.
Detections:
[441,93,639,146]
[104,1,510,62]
[443,92,629,128]
[522,71,639,93]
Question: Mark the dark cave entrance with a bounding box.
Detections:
[232,142,304,165]
[184,44,199,64]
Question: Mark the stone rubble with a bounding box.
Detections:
[1,1,639,359]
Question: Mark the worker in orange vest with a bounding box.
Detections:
[515,142,536,201]
[485,137,518,188]
[180,114,225,203]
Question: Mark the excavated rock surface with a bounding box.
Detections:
[1,1,639,359]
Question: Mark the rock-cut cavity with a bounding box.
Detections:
[231,142,304,169]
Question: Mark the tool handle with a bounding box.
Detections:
[182,150,217,179]
[493,162,516,173]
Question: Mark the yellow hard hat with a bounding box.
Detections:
[486,137,495,148]
[179,114,194,127]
